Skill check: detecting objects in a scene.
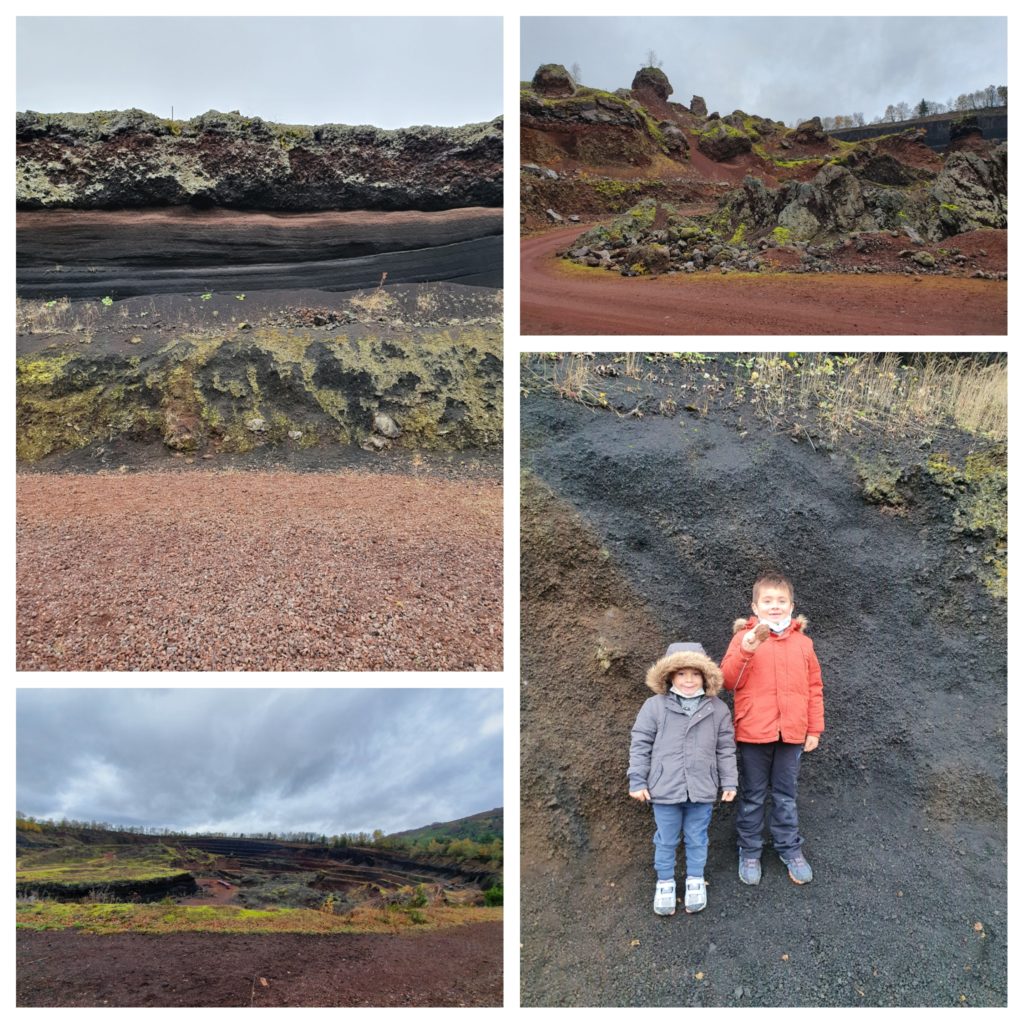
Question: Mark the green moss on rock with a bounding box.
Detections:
[16,327,502,461]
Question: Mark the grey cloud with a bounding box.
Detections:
[17,689,503,835]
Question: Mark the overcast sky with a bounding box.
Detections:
[17,689,503,836]
[522,17,1007,124]
[17,17,502,128]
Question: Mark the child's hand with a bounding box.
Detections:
[742,623,771,652]
[803,735,819,753]
[721,790,736,802]
[629,788,651,802]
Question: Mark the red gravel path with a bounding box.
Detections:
[16,923,503,1007]
[17,471,502,671]
[521,226,1007,335]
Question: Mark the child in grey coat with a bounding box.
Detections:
[628,642,738,915]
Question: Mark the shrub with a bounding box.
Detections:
[483,884,503,907]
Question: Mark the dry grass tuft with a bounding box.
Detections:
[349,272,396,317]
[742,353,1006,442]
[16,900,501,936]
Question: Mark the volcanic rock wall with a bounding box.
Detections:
[17,109,503,211]
[829,108,1007,150]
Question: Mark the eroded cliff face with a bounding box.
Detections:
[17,109,503,211]
[17,288,502,463]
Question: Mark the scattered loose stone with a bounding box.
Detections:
[373,412,401,438]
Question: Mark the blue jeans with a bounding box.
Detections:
[651,801,714,880]
[735,741,804,860]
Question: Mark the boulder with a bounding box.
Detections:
[624,243,671,275]
[373,411,401,438]
[776,165,868,239]
[931,145,1007,235]
[793,116,826,144]
[531,64,576,98]
[631,67,673,101]
[696,122,752,162]
[719,164,871,241]
[690,95,708,118]
[659,121,689,155]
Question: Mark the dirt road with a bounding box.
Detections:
[16,922,502,1007]
[520,227,1007,335]
[17,469,502,671]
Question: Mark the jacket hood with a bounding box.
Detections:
[732,614,809,634]
[645,649,724,697]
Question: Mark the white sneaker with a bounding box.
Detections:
[684,876,707,914]
[653,879,676,915]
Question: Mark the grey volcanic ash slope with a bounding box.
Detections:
[520,355,1005,1007]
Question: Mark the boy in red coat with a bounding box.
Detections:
[720,573,824,886]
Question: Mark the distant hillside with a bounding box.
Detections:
[390,808,503,845]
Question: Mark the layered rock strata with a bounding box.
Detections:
[17,109,503,211]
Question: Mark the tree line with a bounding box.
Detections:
[16,813,502,866]
[796,83,1006,131]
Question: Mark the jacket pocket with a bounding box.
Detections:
[648,762,665,794]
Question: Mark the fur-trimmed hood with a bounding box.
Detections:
[645,647,724,697]
[733,614,809,635]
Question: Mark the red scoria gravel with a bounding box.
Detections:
[17,471,502,671]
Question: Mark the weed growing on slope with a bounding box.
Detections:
[16,901,501,935]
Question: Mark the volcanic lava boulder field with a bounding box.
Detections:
[520,354,1006,1007]
[520,66,1006,334]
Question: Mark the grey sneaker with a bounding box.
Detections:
[782,853,813,884]
[653,879,676,915]
[684,876,707,914]
[738,855,762,885]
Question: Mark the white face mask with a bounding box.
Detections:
[670,683,704,695]
[760,615,792,634]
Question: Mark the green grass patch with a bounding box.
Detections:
[17,845,181,884]
[16,901,502,935]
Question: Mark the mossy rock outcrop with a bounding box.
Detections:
[16,872,198,902]
[531,64,576,98]
[16,109,503,212]
[696,121,753,162]
[520,87,665,167]
[714,138,1007,242]
[931,145,1008,235]
[17,328,502,462]
[631,67,672,101]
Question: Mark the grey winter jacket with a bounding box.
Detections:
[627,646,739,804]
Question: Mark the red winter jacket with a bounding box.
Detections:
[720,615,825,744]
